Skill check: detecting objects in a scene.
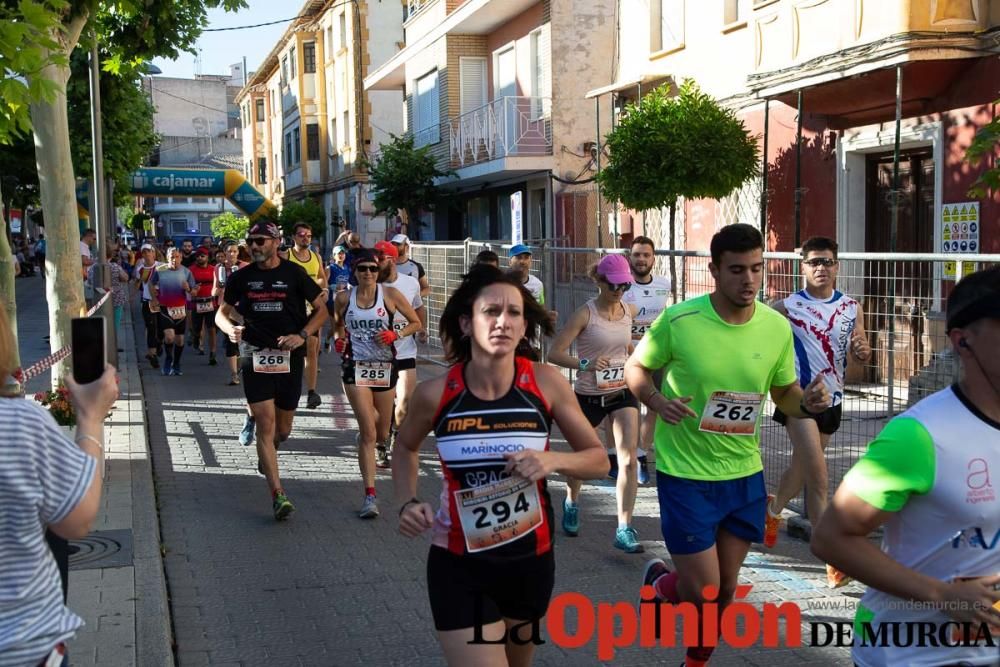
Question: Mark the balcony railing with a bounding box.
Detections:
[449,96,552,168]
[406,0,432,21]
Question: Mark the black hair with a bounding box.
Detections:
[440,264,553,364]
[801,236,838,259]
[631,235,655,251]
[710,223,764,265]
[350,248,377,270]
[946,266,1000,331]
[475,250,499,265]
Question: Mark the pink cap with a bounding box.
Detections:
[596,253,633,284]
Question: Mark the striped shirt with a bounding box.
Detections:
[0,399,96,667]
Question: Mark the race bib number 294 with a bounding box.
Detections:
[455,476,542,553]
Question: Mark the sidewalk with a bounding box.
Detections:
[14,283,173,667]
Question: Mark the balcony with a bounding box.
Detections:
[449,96,551,168]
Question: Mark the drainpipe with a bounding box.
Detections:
[595,96,603,247]
[794,90,803,249]
[887,64,903,416]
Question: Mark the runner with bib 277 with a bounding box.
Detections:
[393,264,608,667]
[625,224,830,666]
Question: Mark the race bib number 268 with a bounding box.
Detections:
[252,349,290,374]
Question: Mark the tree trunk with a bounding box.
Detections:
[0,209,20,387]
[29,57,85,387]
[668,201,678,304]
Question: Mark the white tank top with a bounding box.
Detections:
[345,286,394,362]
[574,300,632,396]
[783,289,858,406]
[623,274,672,340]
[383,274,422,360]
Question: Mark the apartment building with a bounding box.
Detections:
[364,0,617,241]
[236,0,404,247]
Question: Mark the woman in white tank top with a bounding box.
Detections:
[548,254,643,554]
[331,249,422,519]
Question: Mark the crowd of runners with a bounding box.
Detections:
[124,221,998,667]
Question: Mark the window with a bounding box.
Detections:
[293,126,301,164]
[650,0,685,54]
[306,123,320,160]
[281,55,289,85]
[258,157,267,184]
[529,31,548,118]
[459,57,487,115]
[724,0,741,24]
[414,70,439,147]
[339,13,347,49]
[285,133,293,167]
[326,26,333,59]
[303,42,316,73]
[330,117,338,155]
[342,110,350,148]
[289,47,297,79]
[255,98,265,122]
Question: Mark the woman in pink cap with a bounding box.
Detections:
[548,253,644,553]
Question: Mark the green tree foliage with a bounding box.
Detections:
[67,50,157,205]
[0,133,40,211]
[210,211,249,241]
[965,99,1000,198]
[597,80,759,298]
[277,198,326,239]
[127,209,153,233]
[364,133,454,241]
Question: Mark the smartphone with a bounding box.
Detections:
[71,317,106,384]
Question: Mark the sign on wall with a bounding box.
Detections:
[510,191,523,245]
[941,202,979,279]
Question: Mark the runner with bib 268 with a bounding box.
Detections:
[625,224,830,667]
[215,220,328,521]
[393,264,607,666]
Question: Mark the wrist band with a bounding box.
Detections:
[75,434,103,450]
[398,497,421,517]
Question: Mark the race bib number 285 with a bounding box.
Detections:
[699,391,763,436]
[356,360,391,387]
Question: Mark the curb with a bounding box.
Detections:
[127,306,176,666]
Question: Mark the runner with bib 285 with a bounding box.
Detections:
[331,248,422,520]
[215,220,328,521]
[625,224,830,667]
[548,254,642,553]
[393,264,607,667]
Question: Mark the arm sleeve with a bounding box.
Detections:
[29,406,97,525]
[633,309,672,370]
[222,271,239,306]
[842,417,936,512]
[772,322,798,387]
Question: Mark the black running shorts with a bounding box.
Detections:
[396,357,416,371]
[157,311,187,336]
[772,404,843,435]
[342,360,398,393]
[426,546,555,632]
[240,353,305,411]
[575,390,639,428]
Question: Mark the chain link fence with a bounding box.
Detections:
[411,241,1000,517]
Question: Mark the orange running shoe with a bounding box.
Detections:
[763,494,781,548]
[826,564,853,589]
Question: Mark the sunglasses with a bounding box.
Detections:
[355,264,379,273]
[804,258,837,267]
[247,237,270,246]
[604,281,632,292]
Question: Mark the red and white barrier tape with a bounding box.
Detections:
[13,291,112,383]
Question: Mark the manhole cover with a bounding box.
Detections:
[69,529,134,570]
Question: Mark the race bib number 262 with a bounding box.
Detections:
[698,391,763,436]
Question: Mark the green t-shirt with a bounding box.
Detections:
[842,417,936,512]
[633,294,797,480]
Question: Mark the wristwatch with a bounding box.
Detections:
[298,329,309,339]
[578,358,590,372]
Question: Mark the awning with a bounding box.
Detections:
[585,73,673,99]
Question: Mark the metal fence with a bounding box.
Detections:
[411,240,1000,517]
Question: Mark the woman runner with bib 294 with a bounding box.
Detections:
[393,264,608,667]
[332,248,422,519]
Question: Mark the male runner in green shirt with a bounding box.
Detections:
[625,223,831,666]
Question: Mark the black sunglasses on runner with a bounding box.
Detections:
[804,258,837,267]
[355,264,379,273]
[605,281,632,292]
[247,237,270,246]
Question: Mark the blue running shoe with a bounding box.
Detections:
[637,454,650,484]
[161,355,173,376]
[614,526,644,553]
[238,415,256,446]
[562,500,579,537]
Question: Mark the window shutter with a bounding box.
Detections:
[459,57,487,116]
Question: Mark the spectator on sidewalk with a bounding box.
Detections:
[81,229,96,307]
[0,305,119,667]
[87,249,130,336]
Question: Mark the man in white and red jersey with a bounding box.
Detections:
[622,235,672,484]
[764,236,872,589]
[813,266,1000,667]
